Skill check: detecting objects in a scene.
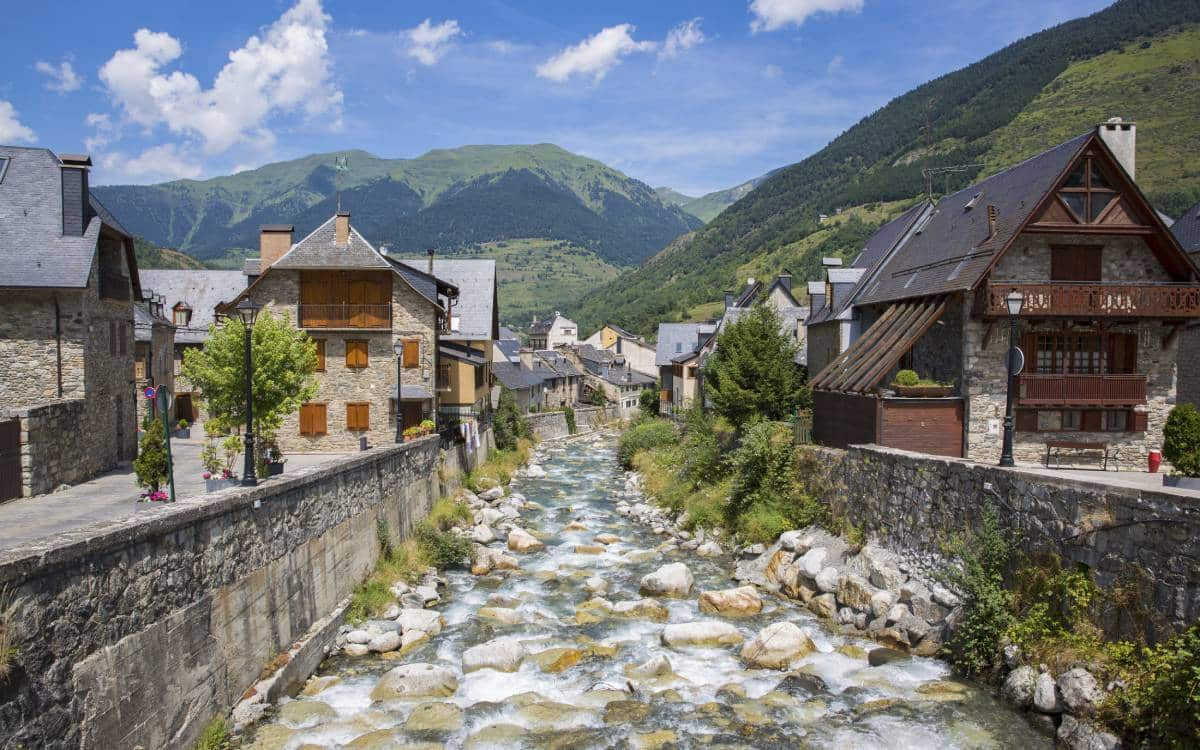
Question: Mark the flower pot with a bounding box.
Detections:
[1162,474,1200,490]
[174,428,191,439]
[1148,450,1162,474]
[205,477,239,493]
[267,461,284,477]
[893,384,954,398]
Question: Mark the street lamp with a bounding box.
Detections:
[999,290,1025,467]
[236,298,261,486]
[394,339,404,443]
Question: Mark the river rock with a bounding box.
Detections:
[628,654,673,678]
[1001,665,1038,708]
[1033,671,1062,714]
[773,671,830,698]
[477,606,523,625]
[698,586,763,617]
[796,547,828,579]
[462,637,526,673]
[530,647,584,673]
[860,546,907,590]
[400,629,430,654]
[397,608,443,636]
[471,546,519,576]
[1057,714,1121,750]
[478,508,503,526]
[405,701,465,732]
[479,487,505,502]
[1057,668,1102,715]
[584,576,609,595]
[595,533,620,545]
[344,643,369,657]
[574,544,605,554]
[741,622,816,668]
[809,593,837,620]
[815,566,840,594]
[661,621,745,647]
[870,590,898,619]
[346,629,371,645]
[565,520,588,531]
[471,525,496,544]
[696,540,724,557]
[277,700,336,728]
[867,647,909,667]
[370,663,458,700]
[837,574,877,612]
[368,631,401,653]
[611,599,670,621]
[525,464,547,478]
[507,527,545,553]
[639,563,694,597]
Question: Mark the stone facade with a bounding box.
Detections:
[0,429,491,749]
[243,270,439,453]
[816,444,1199,639]
[0,247,137,496]
[134,319,175,428]
[805,320,843,377]
[1177,327,1200,408]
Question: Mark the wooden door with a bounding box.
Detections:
[0,419,20,501]
[402,403,423,431]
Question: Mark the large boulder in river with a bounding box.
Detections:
[471,545,519,575]
[462,637,526,673]
[837,573,877,612]
[1056,668,1102,715]
[661,621,745,647]
[1001,665,1038,708]
[698,586,763,617]
[639,563,694,597]
[370,663,458,700]
[611,599,670,622]
[507,527,545,553]
[397,608,443,636]
[740,622,816,669]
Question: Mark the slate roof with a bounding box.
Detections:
[395,259,497,342]
[850,201,930,271]
[0,145,130,289]
[495,339,521,363]
[604,323,644,342]
[655,322,716,366]
[530,315,556,335]
[140,270,247,344]
[272,216,392,271]
[857,132,1093,305]
[535,349,582,378]
[492,360,543,391]
[133,301,172,341]
[596,362,655,387]
[498,326,519,340]
[1174,200,1200,254]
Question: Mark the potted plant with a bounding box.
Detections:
[134,419,170,502]
[201,436,238,492]
[260,431,285,477]
[1162,404,1200,489]
[890,369,955,398]
[174,418,191,439]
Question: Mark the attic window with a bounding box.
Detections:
[946,258,968,281]
[0,157,9,183]
[903,273,918,289]
[964,193,981,210]
[675,342,682,353]
[1058,157,1119,223]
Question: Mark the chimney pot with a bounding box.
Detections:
[778,273,792,293]
[259,224,294,272]
[335,211,350,246]
[60,155,91,237]
[427,248,434,275]
[986,205,998,238]
[1097,118,1136,180]
[724,290,735,309]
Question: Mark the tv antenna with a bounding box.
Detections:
[334,155,350,211]
[922,163,984,201]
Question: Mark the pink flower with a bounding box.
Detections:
[202,472,212,479]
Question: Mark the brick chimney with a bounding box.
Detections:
[59,154,92,237]
[724,290,735,309]
[1097,117,1136,180]
[335,210,350,246]
[427,248,435,275]
[519,347,534,371]
[777,273,792,294]
[259,224,294,272]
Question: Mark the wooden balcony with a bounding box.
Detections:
[299,303,391,329]
[1017,373,1147,407]
[982,283,1200,318]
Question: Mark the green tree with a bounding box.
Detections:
[703,306,809,427]
[493,385,530,451]
[1163,403,1200,477]
[638,387,659,418]
[182,310,318,442]
[133,420,169,491]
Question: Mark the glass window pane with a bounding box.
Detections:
[1062,410,1081,430]
[1065,162,1086,187]
[1090,164,1115,190]
[1060,192,1086,220]
[1104,410,1127,431]
[1090,193,1116,222]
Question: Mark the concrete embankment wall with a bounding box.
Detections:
[819,444,1200,637]
[526,405,619,440]
[0,429,490,749]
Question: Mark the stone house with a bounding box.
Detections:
[220,212,458,452]
[1170,199,1200,406]
[570,346,655,417]
[0,147,141,498]
[139,269,248,425]
[521,348,581,410]
[700,273,811,372]
[581,323,657,377]
[132,295,175,428]
[655,322,715,415]
[491,360,544,414]
[810,121,1200,466]
[528,311,578,349]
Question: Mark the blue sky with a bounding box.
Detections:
[0,0,1112,194]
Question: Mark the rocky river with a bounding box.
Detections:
[238,431,1049,749]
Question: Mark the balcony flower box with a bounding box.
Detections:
[893,384,955,398]
[1163,475,1200,490]
[203,470,239,493]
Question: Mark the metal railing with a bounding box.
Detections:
[794,410,814,445]
[298,303,392,329]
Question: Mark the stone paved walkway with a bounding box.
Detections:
[0,439,348,552]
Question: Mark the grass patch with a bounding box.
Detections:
[194,716,232,750]
[618,419,676,469]
[426,497,472,531]
[466,438,533,492]
[346,519,429,623]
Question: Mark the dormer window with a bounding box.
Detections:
[172,303,192,327]
[0,157,9,183]
[1059,157,1119,223]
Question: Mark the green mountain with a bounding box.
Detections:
[656,175,775,223]
[94,144,701,269]
[133,237,206,270]
[569,0,1200,337]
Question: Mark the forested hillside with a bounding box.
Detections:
[570,0,1200,336]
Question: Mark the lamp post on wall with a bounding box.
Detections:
[394,339,404,443]
[999,290,1025,467]
[236,298,261,486]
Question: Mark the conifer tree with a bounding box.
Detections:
[703,305,809,427]
[134,419,169,491]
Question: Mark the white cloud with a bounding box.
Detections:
[0,100,36,143]
[826,54,845,74]
[486,39,518,54]
[406,18,462,65]
[749,0,864,33]
[35,60,82,94]
[659,18,706,60]
[537,24,656,83]
[101,143,203,182]
[764,64,783,79]
[84,112,117,152]
[97,0,342,156]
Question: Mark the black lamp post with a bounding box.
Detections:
[999,290,1025,467]
[394,339,404,443]
[236,298,261,486]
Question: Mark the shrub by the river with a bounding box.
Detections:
[1101,624,1200,748]
[618,418,676,469]
[415,520,473,569]
[1163,403,1200,476]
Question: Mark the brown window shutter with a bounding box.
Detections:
[314,340,325,371]
[346,340,367,368]
[1015,409,1037,432]
[316,403,327,435]
[300,404,311,435]
[1122,332,1138,373]
[1128,411,1147,432]
[1082,410,1103,432]
[403,339,420,368]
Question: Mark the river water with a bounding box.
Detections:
[240,431,1048,749]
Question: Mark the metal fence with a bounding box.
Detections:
[793,410,813,445]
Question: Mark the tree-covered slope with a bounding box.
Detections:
[569,0,1200,336]
[93,144,700,267]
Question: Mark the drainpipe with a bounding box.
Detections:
[54,294,63,398]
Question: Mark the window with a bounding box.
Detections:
[1050,245,1102,282]
[345,340,368,368]
[402,338,420,368]
[172,306,192,327]
[1058,157,1119,224]
[474,362,485,389]
[1103,410,1128,431]
[346,402,370,431]
[437,362,451,391]
[314,340,326,371]
[1061,410,1082,431]
[299,403,327,436]
[0,156,9,183]
[134,359,147,380]
[1028,332,1137,375]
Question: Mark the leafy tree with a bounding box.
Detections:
[638,387,659,418]
[493,385,530,451]
[133,420,169,491]
[182,310,318,443]
[703,306,809,427]
[1163,403,1200,477]
[588,388,607,406]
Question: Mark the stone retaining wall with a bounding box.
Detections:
[0,428,489,749]
[1,399,95,497]
[818,444,1200,637]
[526,405,618,441]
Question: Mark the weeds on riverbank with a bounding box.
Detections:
[194,716,232,750]
[465,438,533,491]
[0,586,16,684]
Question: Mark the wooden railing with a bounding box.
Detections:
[1017,373,1147,406]
[983,283,1200,318]
[299,304,391,329]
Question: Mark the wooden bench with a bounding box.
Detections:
[1044,440,1119,471]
